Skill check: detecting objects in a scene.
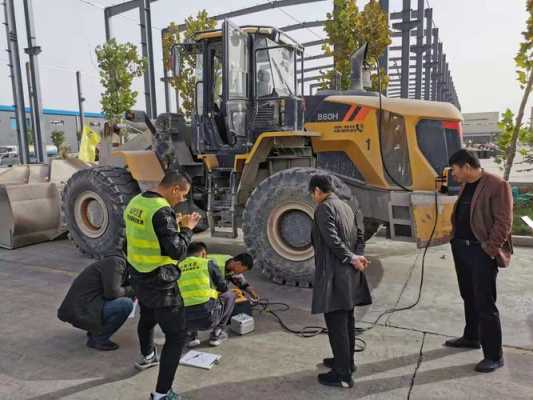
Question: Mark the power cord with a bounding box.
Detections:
[356,181,440,334]
[252,299,368,352]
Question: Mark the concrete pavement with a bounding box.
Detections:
[0,235,532,400]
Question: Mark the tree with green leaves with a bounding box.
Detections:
[95,39,146,125]
[495,109,533,169]
[163,11,217,119]
[51,130,65,151]
[320,0,390,91]
[502,0,533,181]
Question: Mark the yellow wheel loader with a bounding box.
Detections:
[60,22,462,286]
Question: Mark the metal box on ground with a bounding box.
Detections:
[230,313,255,335]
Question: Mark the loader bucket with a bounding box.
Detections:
[0,160,88,249]
[0,182,64,249]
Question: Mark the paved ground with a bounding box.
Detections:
[0,235,532,400]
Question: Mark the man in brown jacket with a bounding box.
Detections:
[446,149,513,373]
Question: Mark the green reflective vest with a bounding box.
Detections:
[207,254,232,277]
[124,194,178,273]
[178,256,219,306]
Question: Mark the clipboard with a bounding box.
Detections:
[180,350,221,370]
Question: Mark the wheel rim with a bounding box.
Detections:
[267,202,315,262]
[74,191,109,239]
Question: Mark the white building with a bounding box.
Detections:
[462,112,500,145]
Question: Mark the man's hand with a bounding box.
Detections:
[351,255,369,272]
[181,212,202,230]
[247,287,259,301]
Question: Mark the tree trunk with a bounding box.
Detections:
[503,68,533,181]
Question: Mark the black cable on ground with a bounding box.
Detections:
[251,300,368,352]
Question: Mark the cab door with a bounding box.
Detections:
[223,20,249,147]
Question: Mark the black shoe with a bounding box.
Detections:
[86,339,119,351]
[317,370,354,388]
[475,358,504,373]
[444,337,480,349]
[322,358,357,373]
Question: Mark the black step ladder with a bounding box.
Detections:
[207,168,238,239]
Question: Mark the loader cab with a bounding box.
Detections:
[172,22,304,163]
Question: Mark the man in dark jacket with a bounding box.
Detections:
[125,171,201,400]
[446,149,513,373]
[57,255,134,351]
[309,174,371,389]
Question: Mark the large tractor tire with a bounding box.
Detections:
[243,167,355,287]
[63,166,140,258]
[243,167,379,287]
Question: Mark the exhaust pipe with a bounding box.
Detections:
[350,43,369,91]
[316,42,376,96]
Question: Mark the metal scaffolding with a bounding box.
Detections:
[388,0,460,109]
[104,0,159,119]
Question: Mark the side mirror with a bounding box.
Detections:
[170,45,182,78]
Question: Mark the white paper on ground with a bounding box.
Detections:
[180,350,221,370]
[128,299,138,319]
[521,215,533,231]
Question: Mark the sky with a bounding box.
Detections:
[0,0,531,119]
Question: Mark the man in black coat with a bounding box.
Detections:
[309,174,372,389]
[57,255,135,351]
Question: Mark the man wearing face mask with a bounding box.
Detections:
[124,171,201,400]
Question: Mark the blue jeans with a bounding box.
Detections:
[91,297,133,344]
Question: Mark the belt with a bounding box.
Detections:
[452,238,480,246]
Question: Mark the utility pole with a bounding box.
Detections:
[76,71,85,141]
[25,62,38,150]
[3,0,30,164]
[23,0,46,163]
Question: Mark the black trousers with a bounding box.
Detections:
[451,241,502,361]
[138,303,187,394]
[324,308,355,377]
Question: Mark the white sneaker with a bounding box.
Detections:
[209,329,228,347]
[135,348,160,370]
[187,332,201,348]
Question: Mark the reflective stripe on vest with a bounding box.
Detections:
[207,254,232,277]
[178,256,219,307]
[124,194,178,273]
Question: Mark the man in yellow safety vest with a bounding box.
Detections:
[178,242,235,347]
[125,171,201,400]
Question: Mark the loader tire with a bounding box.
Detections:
[242,167,354,287]
[63,166,140,258]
